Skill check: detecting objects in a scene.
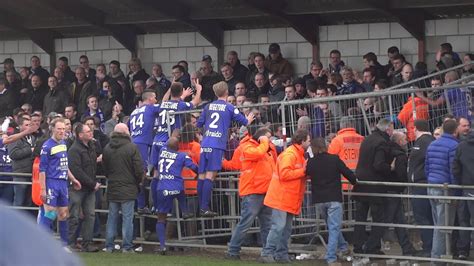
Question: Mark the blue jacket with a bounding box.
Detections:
[425,133,459,185]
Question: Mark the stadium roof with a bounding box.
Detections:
[0,0,473,55]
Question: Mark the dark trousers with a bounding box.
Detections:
[454,190,473,256]
[68,189,96,247]
[411,186,433,253]
[354,199,385,252]
[384,193,414,253]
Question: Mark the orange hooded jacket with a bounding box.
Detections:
[178,141,200,195]
[222,135,251,171]
[328,127,364,190]
[238,137,277,196]
[264,144,306,215]
[398,97,429,142]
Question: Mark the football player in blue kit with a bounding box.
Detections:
[155,137,198,254]
[38,118,81,247]
[129,90,161,214]
[196,81,254,217]
[150,81,201,213]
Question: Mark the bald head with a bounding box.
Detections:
[114,123,130,135]
[297,116,311,131]
[167,137,179,151]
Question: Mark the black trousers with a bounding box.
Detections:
[353,198,385,252]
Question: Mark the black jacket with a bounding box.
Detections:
[388,141,408,193]
[0,89,16,117]
[23,86,48,112]
[354,129,392,201]
[408,134,435,183]
[7,136,35,173]
[68,140,97,191]
[453,132,474,186]
[103,132,143,202]
[43,88,70,116]
[232,61,249,83]
[307,152,357,204]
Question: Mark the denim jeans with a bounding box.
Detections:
[106,200,135,251]
[0,183,14,204]
[68,189,96,246]
[13,177,30,206]
[228,194,272,256]
[428,187,456,260]
[261,209,293,261]
[316,201,348,263]
[411,186,433,253]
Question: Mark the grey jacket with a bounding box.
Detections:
[7,136,35,174]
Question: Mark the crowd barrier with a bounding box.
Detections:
[2,171,474,264]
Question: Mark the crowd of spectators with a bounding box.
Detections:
[0,40,473,262]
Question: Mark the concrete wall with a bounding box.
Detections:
[0,18,472,77]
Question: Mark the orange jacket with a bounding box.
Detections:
[222,135,251,171]
[239,137,278,196]
[31,157,43,206]
[264,144,306,215]
[398,97,429,142]
[178,141,200,195]
[328,128,364,190]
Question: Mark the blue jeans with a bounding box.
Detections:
[13,177,29,206]
[106,200,135,251]
[316,202,348,263]
[228,194,272,256]
[428,187,456,259]
[411,186,433,253]
[261,209,293,261]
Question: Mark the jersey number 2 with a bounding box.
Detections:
[209,112,220,129]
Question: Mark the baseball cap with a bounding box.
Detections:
[202,55,212,62]
[268,43,280,54]
[2,58,14,64]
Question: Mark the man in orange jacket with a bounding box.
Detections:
[260,129,311,263]
[225,126,277,260]
[328,117,364,190]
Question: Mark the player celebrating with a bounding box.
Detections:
[38,118,81,247]
[150,81,201,211]
[155,137,198,254]
[197,81,254,217]
[129,90,161,214]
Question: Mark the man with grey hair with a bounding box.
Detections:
[385,131,419,256]
[353,118,394,255]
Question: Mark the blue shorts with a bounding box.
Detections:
[45,179,69,207]
[198,148,224,174]
[150,141,166,169]
[135,143,151,170]
[156,190,184,214]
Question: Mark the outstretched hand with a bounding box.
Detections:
[246,112,255,125]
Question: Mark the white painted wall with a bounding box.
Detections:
[0,18,472,77]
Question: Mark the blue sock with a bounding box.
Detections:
[156,222,166,249]
[177,192,188,214]
[59,220,69,246]
[39,215,53,231]
[150,178,158,210]
[197,179,204,210]
[137,184,146,209]
[201,179,213,211]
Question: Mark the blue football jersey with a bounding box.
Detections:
[153,100,193,143]
[156,146,198,191]
[130,104,161,145]
[39,138,68,180]
[0,139,12,176]
[197,99,248,150]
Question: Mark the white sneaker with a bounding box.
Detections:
[115,244,121,250]
[63,246,72,253]
[134,246,143,252]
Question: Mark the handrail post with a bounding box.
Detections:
[443,182,452,260]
